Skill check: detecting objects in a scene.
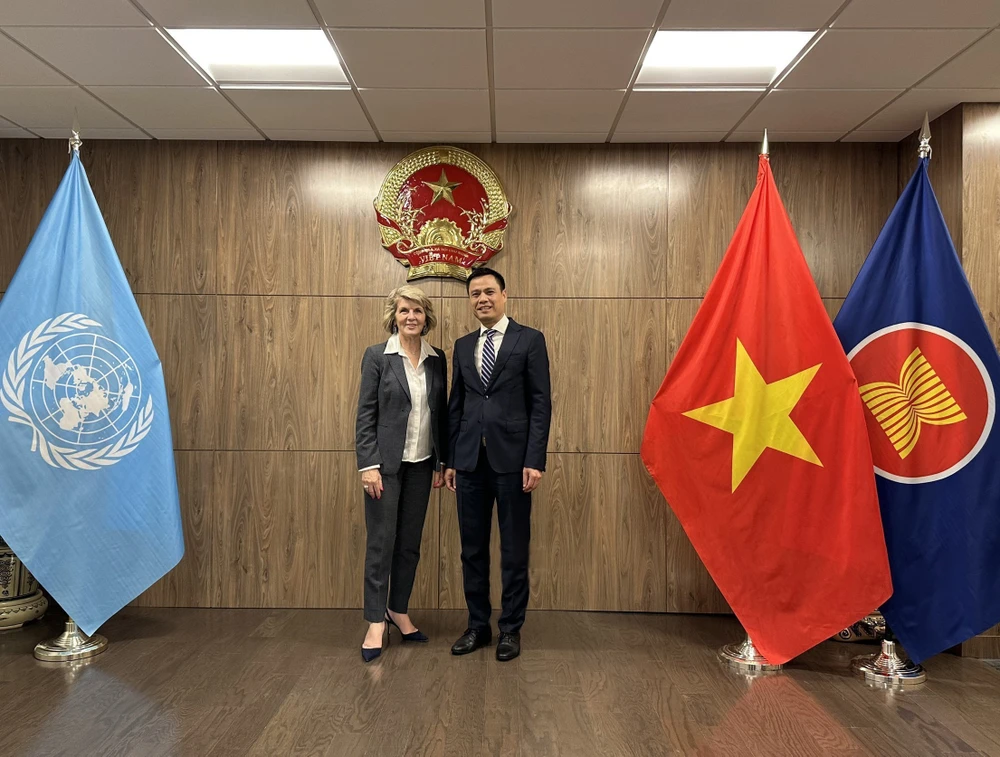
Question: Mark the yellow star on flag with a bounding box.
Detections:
[422,169,462,206]
[683,339,823,492]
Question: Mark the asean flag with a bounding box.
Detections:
[641,154,892,664]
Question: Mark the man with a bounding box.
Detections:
[444,267,551,661]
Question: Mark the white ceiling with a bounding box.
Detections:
[0,0,998,143]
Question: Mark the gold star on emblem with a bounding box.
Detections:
[422,169,461,206]
[683,339,823,492]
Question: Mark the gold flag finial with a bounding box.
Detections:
[917,112,931,159]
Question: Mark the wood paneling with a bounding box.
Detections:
[0,138,907,616]
[137,294,217,449]
[441,144,669,299]
[668,143,894,298]
[439,454,667,612]
[216,141,419,297]
[216,296,385,451]
[133,451,215,607]
[440,297,666,454]
[961,104,1000,345]
[86,140,217,294]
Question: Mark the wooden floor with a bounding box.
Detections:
[3,610,1000,756]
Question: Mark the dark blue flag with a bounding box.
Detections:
[834,158,1000,663]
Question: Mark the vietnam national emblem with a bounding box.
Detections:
[374,146,513,281]
[1,312,154,471]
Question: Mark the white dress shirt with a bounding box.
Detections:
[359,334,437,471]
[474,314,509,378]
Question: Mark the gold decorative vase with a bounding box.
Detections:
[0,537,48,630]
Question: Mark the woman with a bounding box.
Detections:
[355,285,447,662]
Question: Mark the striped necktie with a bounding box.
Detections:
[481,328,497,386]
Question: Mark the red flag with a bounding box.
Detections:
[641,155,892,664]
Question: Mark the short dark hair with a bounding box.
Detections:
[466,267,506,293]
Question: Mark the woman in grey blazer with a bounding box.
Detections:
[356,285,448,662]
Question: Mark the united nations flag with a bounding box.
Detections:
[0,150,183,636]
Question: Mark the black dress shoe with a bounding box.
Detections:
[451,627,492,655]
[496,632,521,661]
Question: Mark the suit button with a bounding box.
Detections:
[485,395,489,399]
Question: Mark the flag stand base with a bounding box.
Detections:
[851,640,925,687]
[34,618,108,662]
[719,635,782,672]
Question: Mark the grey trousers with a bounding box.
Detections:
[363,458,434,623]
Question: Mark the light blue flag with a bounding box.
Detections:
[0,151,183,635]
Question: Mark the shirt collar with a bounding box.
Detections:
[384,334,437,361]
[480,314,510,337]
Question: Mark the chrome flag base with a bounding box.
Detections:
[719,635,783,672]
[851,640,925,687]
[34,618,108,662]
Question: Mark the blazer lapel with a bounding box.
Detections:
[486,321,521,389]
[388,353,411,402]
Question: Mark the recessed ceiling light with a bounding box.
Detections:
[638,31,815,87]
[168,29,347,85]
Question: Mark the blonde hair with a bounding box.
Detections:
[382,285,437,335]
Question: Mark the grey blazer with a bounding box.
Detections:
[355,341,448,475]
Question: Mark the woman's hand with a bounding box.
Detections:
[432,470,445,489]
[361,469,383,499]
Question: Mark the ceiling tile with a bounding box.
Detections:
[860,89,1000,131]
[612,132,727,142]
[331,30,487,88]
[841,130,912,142]
[147,127,262,140]
[381,131,491,142]
[89,87,250,129]
[921,30,1000,89]
[835,0,1000,28]
[740,89,900,131]
[361,89,490,132]
[226,89,370,131]
[492,0,662,28]
[0,86,132,128]
[33,127,149,139]
[263,129,377,141]
[0,0,146,26]
[495,90,623,132]
[0,32,69,85]
[4,27,205,85]
[726,130,844,142]
[497,132,608,142]
[661,0,841,29]
[315,0,484,27]
[617,90,761,132]
[779,30,982,89]
[493,30,648,89]
[0,115,33,138]
[139,0,319,28]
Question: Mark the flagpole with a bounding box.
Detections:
[848,113,935,689]
[32,121,110,663]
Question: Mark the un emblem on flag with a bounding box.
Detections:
[848,323,995,484]
[1,313,154,471]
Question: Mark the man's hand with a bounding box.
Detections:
[444,468,458,492]
[523,467,543,492]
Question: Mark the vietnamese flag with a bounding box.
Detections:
[641,154,892,664]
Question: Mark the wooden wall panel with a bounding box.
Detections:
[667,143,894,298]
[137,294,217,450]
[216,141,423,297]
[439,453,666,612]
[440,144,669,299]
[439,297,667,454]
[216,296,385,451]
[133,451,215,607]
[86,140,217,294]
[961,104,1000,344]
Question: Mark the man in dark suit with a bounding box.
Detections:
[444,267,551,661]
